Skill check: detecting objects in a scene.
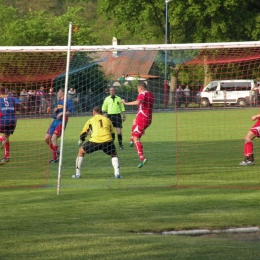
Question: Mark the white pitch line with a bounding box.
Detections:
[141,227,259,236]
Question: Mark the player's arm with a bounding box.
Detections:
[78,121,91,145]
[14,97,27,109]
[121,99,141,106]
[119,100,126,121]
[101,98,108,115]
[252,114,260,121]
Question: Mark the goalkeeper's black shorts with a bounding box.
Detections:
[82,141,116,156]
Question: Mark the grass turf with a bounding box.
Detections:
[1,108,260,259]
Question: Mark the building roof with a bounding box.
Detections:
[95,50,158,80]
[184,47,260,65]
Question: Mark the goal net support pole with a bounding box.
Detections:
[57,22,73,195]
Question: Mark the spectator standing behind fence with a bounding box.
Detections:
[28,90,35,113]
[251,86,257,106]
[46,87,57,113]
[73,89,80,112]
[36,86,46,113]
[68,88,75,100]
[84,88,93,112]
[176,86,183,108]
[102,87,126,150]
[19,88,29,113]
[253,80,260,106]
[183,85,191,108]
[118,74,126,85]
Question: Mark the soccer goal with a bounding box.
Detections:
[1,40,260,189]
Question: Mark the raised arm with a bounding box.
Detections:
[252,113,260,121]
[121,99,141,106]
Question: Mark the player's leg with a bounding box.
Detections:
[103,141,122,178]
[134,136,147,168]
[0,134,8,149]
[72,142,99,178]
[239,130,256,165]
[44,133,53,149]
[3,133,10,160]
[49,122,65,163]
[0,119,16,164]
[117,127,123,149]
[0,133,10,164]
[132,123,148,168]
[0,119,9,149]
[116,115,124,149]
[50,133,59,162]
[45,122,56,154]
[72,147,86,178]
[129,119,136,147]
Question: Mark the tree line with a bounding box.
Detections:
[1,0,259,46]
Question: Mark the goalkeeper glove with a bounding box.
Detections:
[79,132,88,142]
[78,139,83,146]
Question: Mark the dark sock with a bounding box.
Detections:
[118,134,122,146]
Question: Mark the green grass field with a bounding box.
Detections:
[1,108,260,259]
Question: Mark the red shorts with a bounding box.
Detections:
[132,116,151,138]
[250,120,260,137]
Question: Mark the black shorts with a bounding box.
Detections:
[107,114,122,128]
[82,141,116,156]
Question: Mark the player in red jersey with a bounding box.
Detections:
[122,82,154,168]
[239,112,260,166]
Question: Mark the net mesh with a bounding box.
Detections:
[1,44,260,188]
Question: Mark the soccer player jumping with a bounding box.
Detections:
[44,88,74,163]
[239,112,260,166]
[121,82,154,168]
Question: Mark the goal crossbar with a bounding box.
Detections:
[1,41,260,52]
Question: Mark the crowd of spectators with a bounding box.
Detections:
[5,87,58,114]
[5,86,126,115]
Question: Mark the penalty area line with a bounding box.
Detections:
[140,226,260,236]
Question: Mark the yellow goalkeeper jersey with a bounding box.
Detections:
[80,114,115,143]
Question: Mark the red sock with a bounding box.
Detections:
[5,141,10,158]
[135,141,145,161]
[52,145,58,160]
[245,141,253,156]
[49,143,54,150]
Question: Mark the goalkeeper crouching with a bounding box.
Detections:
[72,106,122,179]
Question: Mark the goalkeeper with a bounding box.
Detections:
[72,106,122,179]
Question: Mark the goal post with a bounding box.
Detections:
[1,41,260,189]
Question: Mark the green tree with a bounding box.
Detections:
[0,4,97,46]
[98,0,260,44]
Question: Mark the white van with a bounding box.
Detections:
[198,79,256,107]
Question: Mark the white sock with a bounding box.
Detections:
[76,156,84,175]
[111,157,120,176]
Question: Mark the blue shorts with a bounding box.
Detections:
[0,118,17,135]
[47,120,67,137]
